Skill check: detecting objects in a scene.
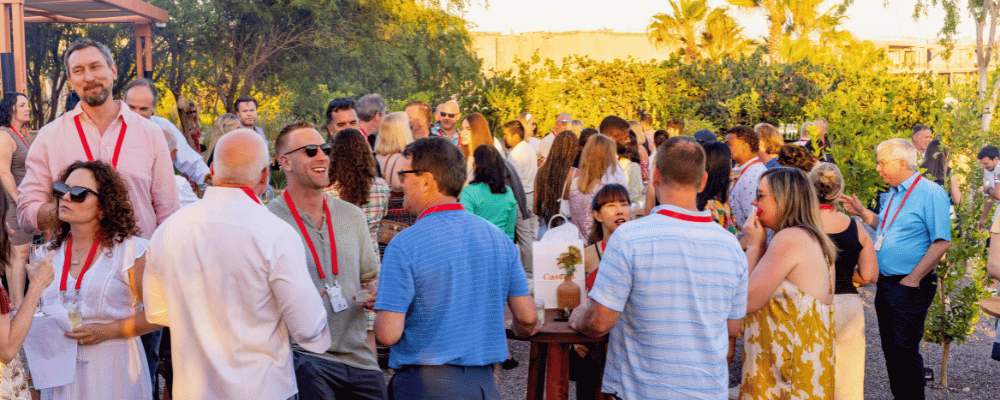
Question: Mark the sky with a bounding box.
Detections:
[462,0,977,41]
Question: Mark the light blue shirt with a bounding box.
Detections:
[875,172,952,276]
[374,206,529,369]
[588,204,748,400]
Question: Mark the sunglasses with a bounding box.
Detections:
[53,182,99,203]
[439,112,457,118]
[328,98,355,108]
[186,110,197,115]
[284,143,333,157]
[558,119,571,123]
[397,169,423,179]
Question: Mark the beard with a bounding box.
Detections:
[80,83,111,107]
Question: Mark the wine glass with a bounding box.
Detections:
[27,244,48,317]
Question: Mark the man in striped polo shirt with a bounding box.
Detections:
[571,136,748,399]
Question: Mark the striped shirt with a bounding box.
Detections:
[589,204,748,400]
[374,206,529,368]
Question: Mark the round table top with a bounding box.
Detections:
[506,309,608,344]
[980,297,1000,318]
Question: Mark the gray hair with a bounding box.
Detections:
[64,38,115,74]
[799,121,816,138]
[356,94,387,122]
[122,78,159,108]
[212,129,270,185]
[877,138,918,171]
[374,111,413,155]
[162,128,178,152]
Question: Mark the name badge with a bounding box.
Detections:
[326,282,349,313]
[874,233,884,251]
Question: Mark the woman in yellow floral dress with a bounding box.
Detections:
[740,167,838,399]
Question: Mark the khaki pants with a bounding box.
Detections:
[834,294,864,400]
[515,194,538,280]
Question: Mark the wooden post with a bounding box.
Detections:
[134,22,151,79]
[10,0,24,94]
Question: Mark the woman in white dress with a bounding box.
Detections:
[40,160,161,400]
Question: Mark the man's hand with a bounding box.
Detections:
[838,193,865,217]
[900,275,921,288]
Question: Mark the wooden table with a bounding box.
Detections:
[507,309,612,400]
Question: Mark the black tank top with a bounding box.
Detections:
[828,218,863,295]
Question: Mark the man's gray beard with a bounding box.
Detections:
[81,87,110,107]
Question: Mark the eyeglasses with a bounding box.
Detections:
[439,112,457,118]
[328,98,354,108]
[284,143,333,157]
[53,182,99,203]
[397,169,423,180]
[877,158,902,168]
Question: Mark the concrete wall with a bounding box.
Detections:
[471,30,677,73]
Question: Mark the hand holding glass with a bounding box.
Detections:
[26,245,55,317]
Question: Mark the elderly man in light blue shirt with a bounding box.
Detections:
[841,138,951,400]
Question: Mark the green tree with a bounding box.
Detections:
[701,8,757,60]
[648,0,712,63]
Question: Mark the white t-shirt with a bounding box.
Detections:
[507,141,539,194]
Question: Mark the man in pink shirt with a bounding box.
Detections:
[17,38,178,239]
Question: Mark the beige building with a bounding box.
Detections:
[471,30,990,83]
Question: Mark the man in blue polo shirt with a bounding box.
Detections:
[374,136,539,399]
[570,136,747,400]
[841,138,951,400]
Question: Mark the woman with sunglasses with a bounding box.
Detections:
[0,93,32,308]
[739,167,837,399]
[38,160,162,400]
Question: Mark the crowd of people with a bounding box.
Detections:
[0,36,993,400]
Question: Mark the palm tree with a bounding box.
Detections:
[729,0,789,63]
[648,0,711,63]
[701,8,757,60]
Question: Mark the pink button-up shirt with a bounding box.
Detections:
[17,101,179,239]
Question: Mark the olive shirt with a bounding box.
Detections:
[267,193,380,371]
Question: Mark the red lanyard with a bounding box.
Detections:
[819,205,834,210]
[880,175,922,232]
[656,208,713,223]
[73,115,127,168]
[600,240,606,252]
[59,236,101,291]
[9,126,28,149]
[283,190,337,278]
[417,203,464,220]
[732,159,761,188]
[240,187,261,204]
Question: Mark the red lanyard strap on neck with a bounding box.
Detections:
[240,187,262,204]
[656,208,713,223]
[417,203,464,221]
[10,126,28,149]
[732,159,760,188]
[60,236,102,291]
[880,174,922,232]
[73,115,127,168]
[283,190,337,278]
[819,205,834,210]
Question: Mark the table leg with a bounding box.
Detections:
[545,343,571,400]
[526,342,547,400]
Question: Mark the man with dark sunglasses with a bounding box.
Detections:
[268,121,385,399]
[429,100,461,144]
[325,98,361,142]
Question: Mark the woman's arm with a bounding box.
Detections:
[0,251,54,363]
[0,132,19,201]
[65,253,162,345]
[854,219,879,285]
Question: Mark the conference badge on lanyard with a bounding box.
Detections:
[326,281,349,313]
[874,175,922,252]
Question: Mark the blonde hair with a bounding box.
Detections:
[808,163,844,204]
[576,134,618,194]
[567,120,584,136]
[755,123,783,154]
[761,168,838,263]
[518,112,536,139]
[205,113,240,163]
[374,111,413,155]
[628,120,646,146]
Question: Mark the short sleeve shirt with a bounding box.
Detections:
[876,172,952,276]
[588,204,748,399]
[374,206,529,368]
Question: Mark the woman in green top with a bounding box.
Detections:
[460,145,518,241]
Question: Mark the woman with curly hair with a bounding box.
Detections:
[39,160,162,399]
[777,144,819,172]
[326,129,389,258]
[534,131,578,224]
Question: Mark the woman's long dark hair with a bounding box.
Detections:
[697,141,732,211]
[534,131,578,221]
[587,184,630,245]
[0,93,24,128]
[470,145,508,194]
[329,129,376,206]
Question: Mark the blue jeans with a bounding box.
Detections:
[875,273,936,400]
[141,329,162,390]
[389,364,499,400]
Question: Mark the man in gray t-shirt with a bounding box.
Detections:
[267,120,384,399]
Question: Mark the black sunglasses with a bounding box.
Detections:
[53,182,99,203]
[397,169,423,179]
[283,143,333,157]
[439,112,457,118]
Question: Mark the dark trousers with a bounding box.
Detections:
[875,273,937,400]
[141,329,162,389]
[389,364,499,400]
[292,351,386,400]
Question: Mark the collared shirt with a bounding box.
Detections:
[143,186,330,400]
[876,172,952,276]
[507,141,538,194]
[173,175,199,208]
[268,192,380,370]
[764,156,780,169]
[730,157,766,231]
[152,116,210,185]
[17,102,179,239]
[430,124,459,145]
[374,206,530,369]
[537,131,557,161]
[589,204,748,400]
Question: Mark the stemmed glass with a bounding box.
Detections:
[27,244,49,317]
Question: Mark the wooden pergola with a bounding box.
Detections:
[1,0,169,94]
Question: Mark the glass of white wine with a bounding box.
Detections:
[27,244,48,317]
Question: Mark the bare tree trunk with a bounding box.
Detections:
[940,342,950,387]
[980,1,1000,130]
